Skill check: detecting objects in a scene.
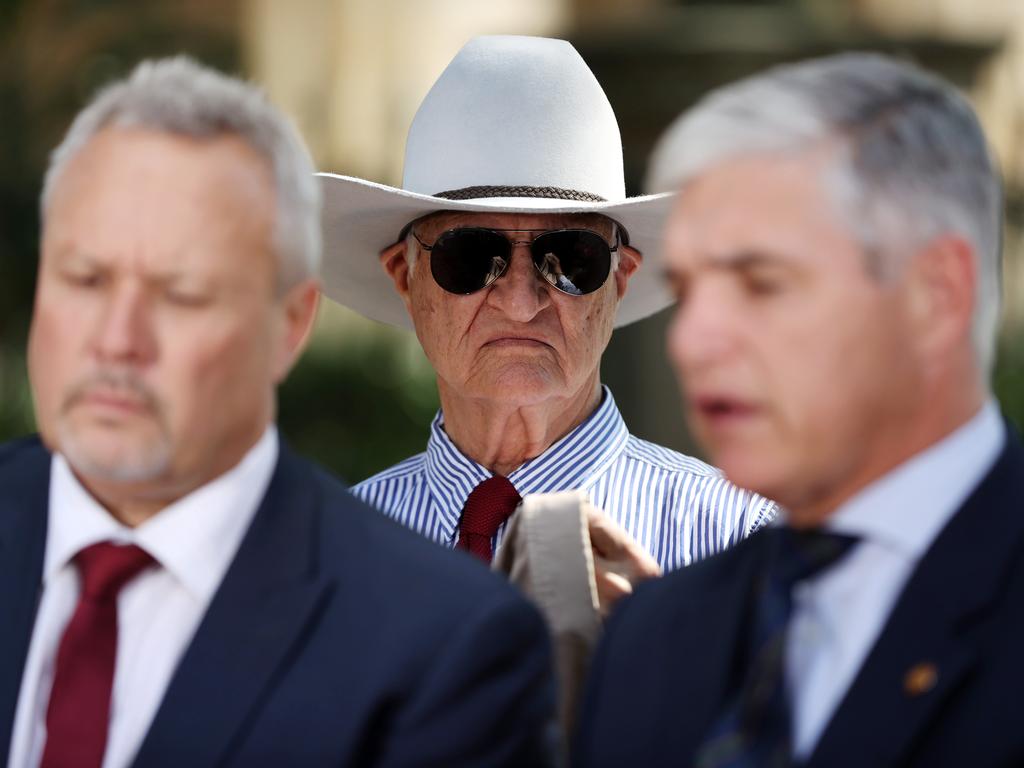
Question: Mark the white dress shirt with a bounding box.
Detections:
[8,427,278,768]
[785,401,1005,759]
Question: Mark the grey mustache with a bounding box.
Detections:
[63,369,160,413]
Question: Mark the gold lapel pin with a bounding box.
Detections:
[904,662,938,697]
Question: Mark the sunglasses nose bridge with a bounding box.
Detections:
[484,248,552,321]
[498,237,555,284]
[488,246,547,293]
[501,239,543,280]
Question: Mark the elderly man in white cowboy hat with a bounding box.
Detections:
[319,35,776,605]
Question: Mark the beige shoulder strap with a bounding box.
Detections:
[492,490,602,749]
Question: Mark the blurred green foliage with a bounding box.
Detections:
[278,317,440,484]
[0,0,441,484]
[1,0,1021,489]
[995,333,1024,435]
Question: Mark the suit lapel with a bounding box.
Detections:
[132,445,334,768]
[808,429,1024,768]
[805,576,977,768]
[666,535,769,753]
[0,440,50,763]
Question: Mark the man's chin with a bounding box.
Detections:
[702,438,783,498]
[471,366,563,402]
[58,424,172,486]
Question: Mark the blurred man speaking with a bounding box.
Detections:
[1,57,553,768]
[577,53,1024,767]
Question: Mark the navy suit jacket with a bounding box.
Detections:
[0,436,555,767]
[576,426,1024,768]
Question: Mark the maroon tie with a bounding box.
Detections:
[456,475,522,564]
[40,542,155,768]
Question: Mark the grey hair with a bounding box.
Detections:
[648,52,1003,375]
[41,56,321,291]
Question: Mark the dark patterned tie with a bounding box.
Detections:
[695,527,858,768]
[456,475,522,563]
[41,542,155,768]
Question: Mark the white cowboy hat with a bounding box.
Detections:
[318,34,675,329]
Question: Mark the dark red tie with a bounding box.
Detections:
[40,542,155,768]
[457,476,522,563]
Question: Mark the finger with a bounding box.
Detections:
[596,568,633,595]
[587,508,631,559]
[594,565,633,616]
[588,510,662,579]
[630,548,663,579]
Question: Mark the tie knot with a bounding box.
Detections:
[460,475,522,538]
[75,542,154,601]
[771,527,858,589]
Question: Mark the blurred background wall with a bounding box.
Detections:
[2,0,1022,483]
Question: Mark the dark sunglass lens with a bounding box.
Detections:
[531,230,611,295]
[429,229,510,294]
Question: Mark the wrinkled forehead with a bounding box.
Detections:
[409,209,619,238]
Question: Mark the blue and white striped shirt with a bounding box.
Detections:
[353,387,776,571]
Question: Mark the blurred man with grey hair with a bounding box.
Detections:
[577,53,1024,767]
[0,57,553,768]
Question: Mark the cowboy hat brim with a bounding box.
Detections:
[318,172,677,330]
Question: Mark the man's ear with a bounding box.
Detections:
[905,234,976,365]
[613,245,643,300]
[273,278,320,384]
[381,240,413,305]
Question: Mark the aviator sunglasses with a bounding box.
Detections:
[406,225,624,296]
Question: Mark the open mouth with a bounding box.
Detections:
[693,395,756,422]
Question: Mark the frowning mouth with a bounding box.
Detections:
[482,336,553,349]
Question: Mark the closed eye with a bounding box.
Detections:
[742,272,785,296]
[61,270,105,289]
[164,290,211,307]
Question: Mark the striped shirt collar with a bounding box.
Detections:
[424,385,630,541]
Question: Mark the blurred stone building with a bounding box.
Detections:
[246,0,1024,459]
[2,0,1020,476]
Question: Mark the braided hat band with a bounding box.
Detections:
[434,185,607,203]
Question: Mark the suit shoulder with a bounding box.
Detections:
[611,529,767,628]
[0,436,51,530]
[307,458,528,608]
[0,435,49,474]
